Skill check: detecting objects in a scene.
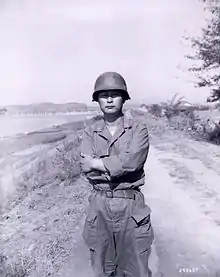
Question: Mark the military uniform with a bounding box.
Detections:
[80,113,154,277]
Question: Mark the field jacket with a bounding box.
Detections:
[80,114,150,191]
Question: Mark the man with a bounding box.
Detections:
[80,72,154,277]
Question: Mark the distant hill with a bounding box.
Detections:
[0,108,7,115]
[0,102,88,115]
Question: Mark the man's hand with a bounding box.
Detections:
[80,153,94,173]
[80,153,107,173]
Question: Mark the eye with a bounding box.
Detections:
[98,92,122,99]
[112,93,121,98]
[99,93,108,98]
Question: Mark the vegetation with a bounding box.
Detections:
[0,129,89,276]
[161,93,192,119]
[0,115,104,277]
[142,94,220,144]
[53,135,82,184]
[188,0,220,102]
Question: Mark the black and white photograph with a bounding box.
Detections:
[0,1,220,276]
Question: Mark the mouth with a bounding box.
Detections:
[105,106,115,109]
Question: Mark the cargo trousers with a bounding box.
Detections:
[82,188,154,277]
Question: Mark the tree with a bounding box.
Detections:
[188,0,220,102]
[161,93,191,119]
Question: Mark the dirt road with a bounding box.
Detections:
[57,131,220,277]
[145,138,220,277]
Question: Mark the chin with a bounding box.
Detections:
[104,110,121,116]
[104,110,118,114]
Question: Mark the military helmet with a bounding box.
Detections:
[92,72,131,102]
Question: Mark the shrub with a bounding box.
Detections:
[148,104,163,117]
[53,134,81,185]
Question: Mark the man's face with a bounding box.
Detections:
[98,90,124,115]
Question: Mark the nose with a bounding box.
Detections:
[107,96,113,102]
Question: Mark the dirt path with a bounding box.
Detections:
[145,135,220,277]
[57,133,220,277]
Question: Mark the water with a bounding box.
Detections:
[0,112,95,138]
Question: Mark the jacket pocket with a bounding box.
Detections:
[96,148,109,158]
[94,136,109,158]
[82,209,97,250]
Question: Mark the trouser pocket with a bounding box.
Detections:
[131,205,154,254]
[82,209,97,251]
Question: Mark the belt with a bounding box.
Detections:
[93,188,139,200]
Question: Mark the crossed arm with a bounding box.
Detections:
[80,152,107,173]
[79,122,149,180]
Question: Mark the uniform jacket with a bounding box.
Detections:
[80,113,150,191]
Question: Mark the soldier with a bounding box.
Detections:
[80,72,154,277]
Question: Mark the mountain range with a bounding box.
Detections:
[0,102,88,115]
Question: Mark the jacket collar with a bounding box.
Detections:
[93,113,132,133]
[93,113,132,143]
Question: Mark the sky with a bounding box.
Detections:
[0,0,211,105]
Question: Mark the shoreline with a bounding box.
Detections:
[0,117,95,157]
[0,111,97,138]
[0,114,95,214]
[0,110,95,117]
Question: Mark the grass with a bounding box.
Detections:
[52,134,81,185]
[0,114,105,276]
[1,253,34,277]
[0,124,91,276]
